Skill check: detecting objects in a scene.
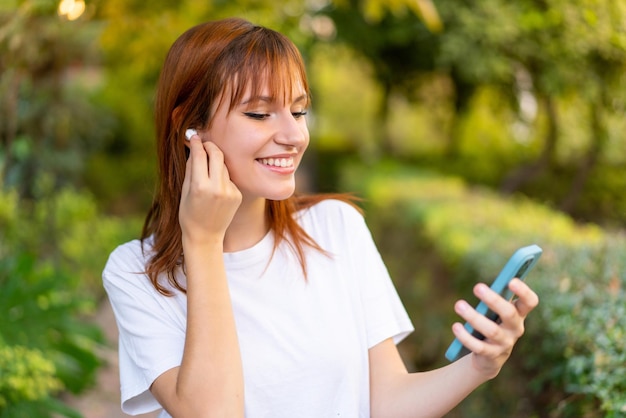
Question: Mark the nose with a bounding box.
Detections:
[274,111,309,148]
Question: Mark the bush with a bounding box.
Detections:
[0,253,102,392]
[0,345,82,418]
[1,176,141,296]
[0,183,142,415]
[0,345,61,409]
[343,162,626,416]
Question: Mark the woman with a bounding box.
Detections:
[103,17,539,417]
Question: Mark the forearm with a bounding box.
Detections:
[370,339,492,418]
[163,241,244,417]
[386,355,489,418]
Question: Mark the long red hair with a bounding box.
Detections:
[142,18,356,295]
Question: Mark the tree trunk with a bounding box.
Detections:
[0,70,21,183]
[559,101,606,213]
[500,94,558,193]
[377,80,393,158]
[445,68,476,158]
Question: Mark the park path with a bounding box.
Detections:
[65,299,160,418]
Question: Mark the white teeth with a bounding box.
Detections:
[260,157,293,167]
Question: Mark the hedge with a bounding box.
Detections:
[343,163,626,417]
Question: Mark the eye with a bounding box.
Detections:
[244,112,270,120]
[292,110,308,119]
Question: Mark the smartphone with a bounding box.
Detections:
[444,244,543,362]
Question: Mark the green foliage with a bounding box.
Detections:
[0,251,100,417]
[0,182,141,414]
[0,253,101,391]
[0,343,84,417]
[545,240,626,415]
[0,345,61,409]
[316,0,626,228]
[0,1,113,197]
[1,175,141,294]
[344,163,626,416]
[308,43,380,154]
[0,343,83,417]
[436,0,626,95]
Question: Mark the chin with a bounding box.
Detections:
[264,184,297,201]
[266,190,296,201]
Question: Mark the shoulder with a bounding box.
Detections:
[297,198,370,246]
[105,239,148,268]
[300,198,364,225]
[102,238,152,288]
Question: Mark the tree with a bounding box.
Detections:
[0,0,110,198]
[434,0,626,212]
[318,3,439,156]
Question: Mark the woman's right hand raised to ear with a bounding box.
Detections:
[155,134,244,417]
[179,136,242,246]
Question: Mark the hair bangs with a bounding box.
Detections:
[223,27,310,112]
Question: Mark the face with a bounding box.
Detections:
[201,80,310,202]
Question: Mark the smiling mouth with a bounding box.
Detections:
[258,157,294,168]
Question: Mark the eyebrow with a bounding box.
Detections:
[241,94,308,105]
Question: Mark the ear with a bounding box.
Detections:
[172,106,210,145]
[172,106,183,126]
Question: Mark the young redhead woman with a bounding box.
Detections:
[103,17,539,418]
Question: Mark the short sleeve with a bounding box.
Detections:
[349,208,414,347]
[312,200,414,348]
[102,241,186,415]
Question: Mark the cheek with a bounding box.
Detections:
[221,153,239,177]
[301,125,310,149]
[206,127,237,165]
[219,146,252,185]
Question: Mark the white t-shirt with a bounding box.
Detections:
[103,199,414,417]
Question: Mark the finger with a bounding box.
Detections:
[204,141,228,183]
[508,278,539,317]
[451,320,494,357]
[473,283,518,324]
[452,322,483,353]
[189,136,209,184]
[181,148,192,196]
[454,299,501,342]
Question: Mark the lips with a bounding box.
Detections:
[258,157,294,168]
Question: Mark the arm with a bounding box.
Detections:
[370,278,539,418]
[150,138,244,417]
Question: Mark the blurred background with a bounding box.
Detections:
[1,0,625,417]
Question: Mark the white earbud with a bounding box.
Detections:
[185,128,198,140]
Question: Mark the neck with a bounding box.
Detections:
[223,197,268,253]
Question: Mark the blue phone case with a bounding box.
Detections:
[445,244,543,362]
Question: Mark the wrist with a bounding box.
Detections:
[468,353,502,381]
[182,235,224,254]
